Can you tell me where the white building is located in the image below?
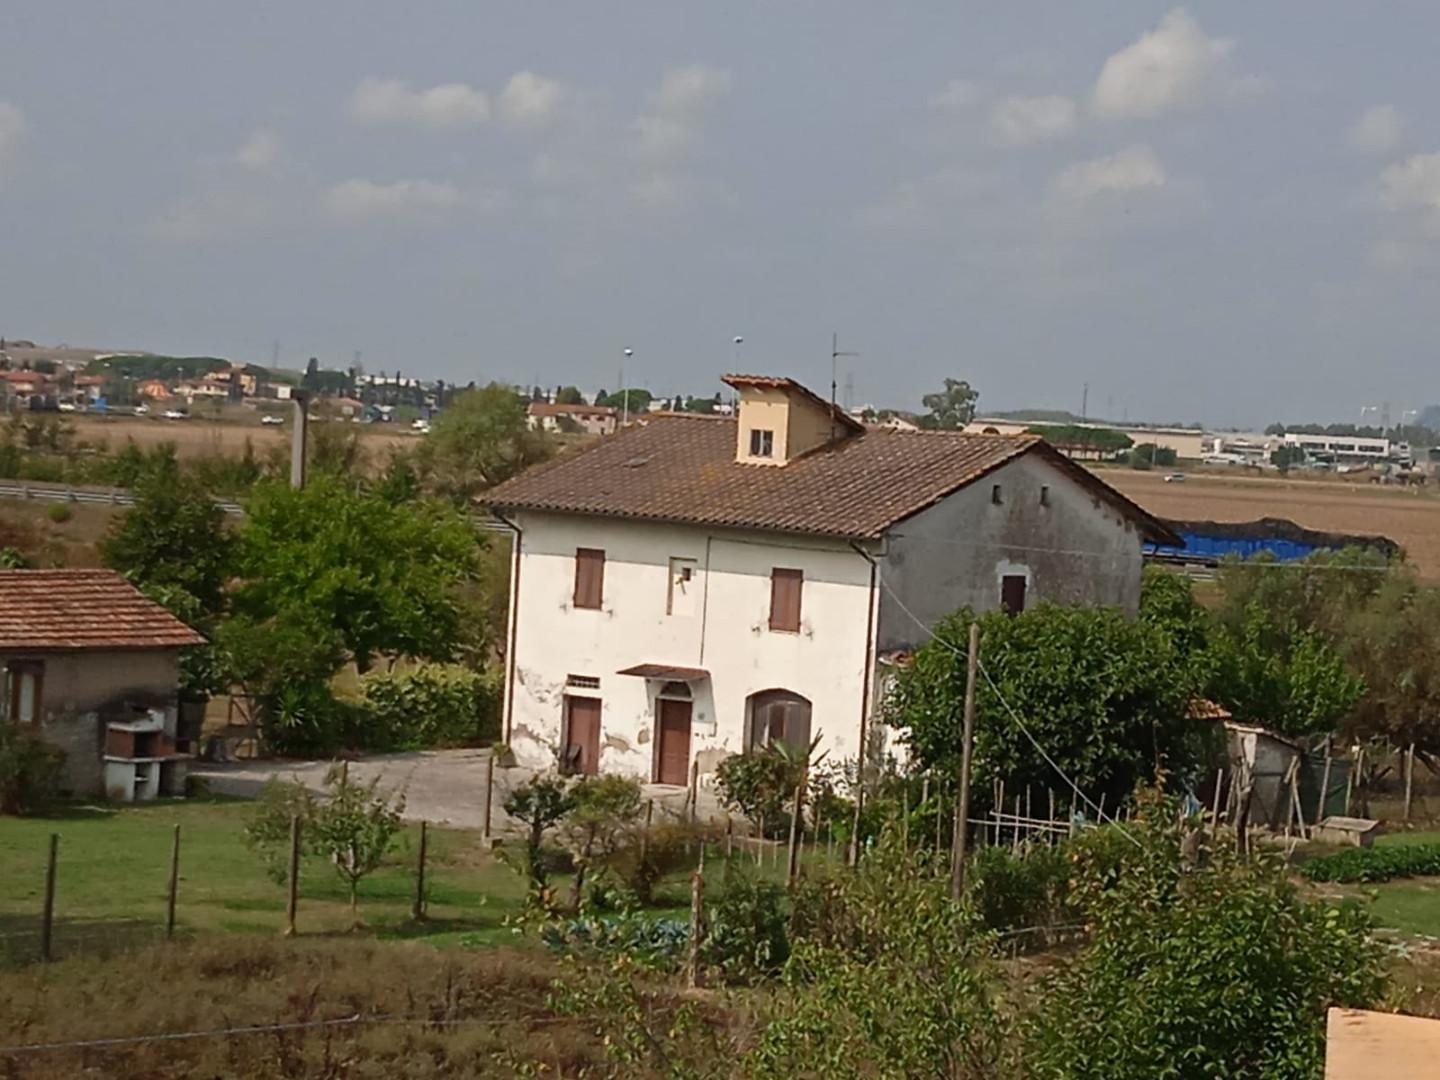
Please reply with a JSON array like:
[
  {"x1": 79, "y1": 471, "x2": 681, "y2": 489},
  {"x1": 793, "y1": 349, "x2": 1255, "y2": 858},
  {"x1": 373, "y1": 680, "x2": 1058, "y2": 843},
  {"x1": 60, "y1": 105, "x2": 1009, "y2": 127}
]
[
  {"x1": 526, "y1": 402, "x2": 619, "y2": 437},
  {"x1": 487, "y1": 375, "x2": 1175, "y2": 784}
]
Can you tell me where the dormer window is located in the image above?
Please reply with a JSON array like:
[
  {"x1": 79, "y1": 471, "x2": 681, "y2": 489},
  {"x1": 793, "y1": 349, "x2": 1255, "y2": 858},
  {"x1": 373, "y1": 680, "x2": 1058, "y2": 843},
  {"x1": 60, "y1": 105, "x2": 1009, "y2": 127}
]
[{"x1": 749, "y1": 429, "x2": 774, "y2": 458}]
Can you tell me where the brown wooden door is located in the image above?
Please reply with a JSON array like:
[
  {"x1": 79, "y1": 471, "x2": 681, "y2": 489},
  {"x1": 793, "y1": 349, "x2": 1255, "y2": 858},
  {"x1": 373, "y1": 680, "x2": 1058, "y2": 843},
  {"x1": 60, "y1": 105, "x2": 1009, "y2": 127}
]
[
  {"x1": 564, "y1": 696, "x2": 602, "y2": 775},
  {"x1": 656, "y1": 699, "x2": 693, "y2": 786}
]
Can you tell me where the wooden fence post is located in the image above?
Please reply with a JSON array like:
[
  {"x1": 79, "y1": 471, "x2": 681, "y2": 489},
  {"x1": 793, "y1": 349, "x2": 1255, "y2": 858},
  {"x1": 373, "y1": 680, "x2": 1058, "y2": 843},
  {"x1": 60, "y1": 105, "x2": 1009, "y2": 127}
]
[
  {"x1": 1318, "y1": 739, "x2": 1333, "y2": 829},
  {"x1": 40, "y1": 834, "x2": 58, "y2": 963},
  {"x1": 412, "y1": 820, "x2": 428, "y2": 922},
  {"x1": 1404, "y1": 743, "x2": 1416, "y2": 822},
  {"x1": 951, "y1": 620, "x2": 979, "y2": 899},
  {"x1": 725, "y1": 815, "x2": 734, "y2": 859},
  {"x1": 786, "y1": 782, "x2": 803, "y2": 888},
  {"x1": 688, "y1": 759, "x2": 700, "y2": 825},
  {"x1": 166, "y1": 824, "x2": 181, "y2": 940},
  {"x1": 640, "y1": 799, "x2": 654, "y2": 865},
  {"x1": 482, "y1": 753, "x2": 496, "y2": 843},
  {"x1": 284, "y1": 814, "x2": 301, "y2": 937},
  {"x1": 686, "y1": 864, "x2": 705, "y2": 989},
  {"x1": 1209, "y1": 768, "x2": 1224, "y2": 844}
]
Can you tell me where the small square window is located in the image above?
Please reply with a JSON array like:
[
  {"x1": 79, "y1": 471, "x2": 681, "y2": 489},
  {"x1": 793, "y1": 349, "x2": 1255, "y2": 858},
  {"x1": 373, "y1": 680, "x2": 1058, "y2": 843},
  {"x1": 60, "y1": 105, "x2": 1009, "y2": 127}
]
[
  {"x1": 749, "y1": 428, "x2": 774, "y2": 458},
  {"x1": 991, "y1": 483, "x2": 1003, "y2": 505}
]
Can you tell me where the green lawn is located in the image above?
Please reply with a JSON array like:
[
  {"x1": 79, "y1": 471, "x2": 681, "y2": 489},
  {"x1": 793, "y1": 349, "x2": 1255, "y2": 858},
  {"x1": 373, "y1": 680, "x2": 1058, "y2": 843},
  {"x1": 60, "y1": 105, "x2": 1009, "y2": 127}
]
[
  {"x1": 0, "y1": 799, "x2": 530, "y2": 962},
  {"x1": 1376, "y1": 830, "x2": 1440, "y2": 848},
  {"x1": 0, "y1": 799, "x2": 786, "y2": 966}
]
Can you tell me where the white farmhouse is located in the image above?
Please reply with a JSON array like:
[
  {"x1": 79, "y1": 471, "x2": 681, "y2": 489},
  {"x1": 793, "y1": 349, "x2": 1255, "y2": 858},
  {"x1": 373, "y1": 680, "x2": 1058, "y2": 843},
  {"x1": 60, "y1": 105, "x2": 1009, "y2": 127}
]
[{"x1": 486, "y1": 375, "x2": 1176, "y2": 784}]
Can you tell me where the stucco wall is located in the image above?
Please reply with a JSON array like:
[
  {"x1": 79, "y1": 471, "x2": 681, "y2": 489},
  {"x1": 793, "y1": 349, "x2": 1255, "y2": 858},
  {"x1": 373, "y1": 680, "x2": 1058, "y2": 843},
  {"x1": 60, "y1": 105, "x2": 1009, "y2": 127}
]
[
  {"x1": 2, "y1": 649, "x2": 181, "y2": 796},
  {"x1": 737, "y1": 388, "x2": 791, "y2": 463},
  {"x1": 506, "y1": 513, "x2": 878, "y2": 780},
  {"x1": 877, "y1": 453, "x2": 1144, "y2": 653}
]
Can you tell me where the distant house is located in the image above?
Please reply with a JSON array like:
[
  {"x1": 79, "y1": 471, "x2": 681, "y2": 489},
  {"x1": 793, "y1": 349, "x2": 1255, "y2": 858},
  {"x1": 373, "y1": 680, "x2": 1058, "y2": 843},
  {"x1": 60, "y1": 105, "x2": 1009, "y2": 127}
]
[
  {"x1": 137, "y1": 379, "x2": 172, "y2": 401},
  {"x1": 527, "y1": 402, "x2": 619, "y2": 437},
  {"x1": 0, "y1": 570, "x2": 206, "y2": 800},
  {"x1": 488, "y1": 374, "x2": 1176, "y2": 781},
  {"x1": 72, "y1": 374, "x2": 108, "y2": 403},
  {"x1": 0, "y1": 369, "x2": 53, "y2": 396}
]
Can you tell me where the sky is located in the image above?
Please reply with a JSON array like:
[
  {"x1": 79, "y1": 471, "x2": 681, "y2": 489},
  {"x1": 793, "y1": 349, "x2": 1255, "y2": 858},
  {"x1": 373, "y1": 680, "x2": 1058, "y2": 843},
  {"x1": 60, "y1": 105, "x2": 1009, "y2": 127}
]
[{"x1": 2, "y1": 2, "x2": 1440, "y2": 428}]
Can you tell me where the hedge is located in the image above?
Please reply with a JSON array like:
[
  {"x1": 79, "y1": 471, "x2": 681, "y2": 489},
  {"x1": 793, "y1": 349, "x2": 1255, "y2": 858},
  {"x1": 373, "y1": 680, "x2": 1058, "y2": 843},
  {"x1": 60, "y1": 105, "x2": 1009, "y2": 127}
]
[
  {"x1": 359, "y1": 665, "x2": 502, "y2": 751},
  {"x1": 1299, "y1": 843, "x2": 1440, "y2": 884}
]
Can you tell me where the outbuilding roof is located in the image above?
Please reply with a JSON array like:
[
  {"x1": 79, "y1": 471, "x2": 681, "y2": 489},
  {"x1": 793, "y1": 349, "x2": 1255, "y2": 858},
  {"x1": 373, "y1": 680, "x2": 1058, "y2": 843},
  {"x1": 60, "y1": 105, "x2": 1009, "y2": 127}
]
[
  {"x1": 0, "y1": 570, "x2": 207, "y2": 651},
  {"x1": 486, "y1": 413, "x2": 1177, "y2": 542}
]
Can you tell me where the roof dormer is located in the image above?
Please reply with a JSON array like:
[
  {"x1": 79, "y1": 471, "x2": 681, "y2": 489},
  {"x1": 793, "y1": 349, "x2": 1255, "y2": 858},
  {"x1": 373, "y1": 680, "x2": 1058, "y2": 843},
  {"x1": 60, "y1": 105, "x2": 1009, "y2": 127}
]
[{"x1": 723, "y1": 374, "x2": 865, "y2": 466}]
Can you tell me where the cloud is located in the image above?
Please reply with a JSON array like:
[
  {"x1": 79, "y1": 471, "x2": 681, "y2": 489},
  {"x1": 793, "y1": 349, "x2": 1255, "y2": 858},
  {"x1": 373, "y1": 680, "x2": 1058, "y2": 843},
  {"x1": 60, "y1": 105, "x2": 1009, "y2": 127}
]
[
  {"x1": 0, "y1": 102, "x2": 27, "y2": 169},
  {"x1": 499, "y1": 72, "x2": 567, "y2": 129},
  {"x1": 635, "y1": 63, "x2": 732, "y2": 160},
  {"x1": 234, "y1": 128, "x2": 282, "y2": 173},
  {"x1": 322, "y1": 178, "x2": 469, "y2": 221},
  {"x1": 989, "y1": 94, "x2": 1078, "y2": 145},
  {"x1": 349, "y1": 78, "x2": 491, "y2": 130},
  {"x1": 931, "y1": 80, "x2": 983, "y2": 111},
  {"x1": 1092, "y1": 9, "x2": 1252, "y2": 119},
  {"x1": 1053, "y1": 145, "x2": 1166, "y2": 200},
  {"x1": 1348, "y1": 106, "x2": 1404, "y2": 156},
  {"x1": 1379, "y1": 153, "x2": 1440, "y2": 217}
]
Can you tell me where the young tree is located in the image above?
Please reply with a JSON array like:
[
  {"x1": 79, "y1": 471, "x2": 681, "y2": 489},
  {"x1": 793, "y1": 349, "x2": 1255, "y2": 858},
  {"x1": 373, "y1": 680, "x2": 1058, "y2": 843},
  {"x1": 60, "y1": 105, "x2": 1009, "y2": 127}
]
[
  {"x1": 502, "y1": 775, "x2": 575, "y2": 899},
  {"x1": 417, "y1": 383, "x2": 552, "y2": 500},
  {"x1": 554, "y1": 385, "x2": 585, "y2": 405},
  {"x1": 1344, "y1": 574, "x2": 1440, "y2": 753},
  {"x1": 919, "y1": 378, "x2": 979, "y2": 430},
  {"x1": 559, "y1": 774, "x2": 643, "y2": 910},
  {"x1": 310, "y1": 766, "x2": 406, "y2": 928}
]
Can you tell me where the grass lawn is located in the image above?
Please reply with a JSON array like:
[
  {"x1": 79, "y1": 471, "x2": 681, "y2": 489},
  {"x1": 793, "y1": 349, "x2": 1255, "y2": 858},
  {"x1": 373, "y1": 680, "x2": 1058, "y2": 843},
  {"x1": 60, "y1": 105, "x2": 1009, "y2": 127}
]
[
  {"x1": 0, "y1": 798, "x2": 532, "y2": 962},
  {"x1": 0, "y1": 798, "x2": 783, "y2": 966}
]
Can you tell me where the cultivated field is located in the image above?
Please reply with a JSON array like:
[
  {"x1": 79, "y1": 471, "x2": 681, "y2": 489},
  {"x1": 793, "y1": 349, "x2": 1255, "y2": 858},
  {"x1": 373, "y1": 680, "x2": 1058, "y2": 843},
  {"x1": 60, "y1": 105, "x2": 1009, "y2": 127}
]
[
  {"x1": 68, "y1": 413, "x2": 414, "y2": 461},
  {"x1": 1101, "y1": 468, "x2": 1440, "y2": 579}
]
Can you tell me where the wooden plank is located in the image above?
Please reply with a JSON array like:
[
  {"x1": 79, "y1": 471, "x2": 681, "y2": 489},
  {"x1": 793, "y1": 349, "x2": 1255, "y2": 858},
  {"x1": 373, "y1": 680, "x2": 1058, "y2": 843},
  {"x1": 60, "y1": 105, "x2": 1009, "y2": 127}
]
[{"x1": 1326, "y1": 1008, "x2": 1440, "y2": 1079}]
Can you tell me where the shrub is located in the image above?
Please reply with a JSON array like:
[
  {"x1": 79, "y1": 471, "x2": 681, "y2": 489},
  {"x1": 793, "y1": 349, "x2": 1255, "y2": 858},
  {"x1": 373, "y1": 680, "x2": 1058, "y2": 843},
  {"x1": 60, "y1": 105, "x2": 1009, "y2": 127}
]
[
  {"x1": 702, "y1": 865, "x2": 790, "y2": 984},
  {"x1": 243, "y1": 778, "x2": 320, "y2": 882},
  {"x1": 715, "y1": 743, "x2": 807, "y2": 838},
  {"x1": 559, "y1": 775, "x2": 643, "y2": 911},
  {"x1": 0, "y1": 724, "x2": 66, "y2": 814},
  {"x1": 502, "y1": 775, "x2": 575, "y2": 901},
  {"x1": 0, "y1": 546, "x2": 29, "y2": 569},
  {"x1": 967, "y1": 842, "x2": 1072, "y2": 935},
  {"x1": 1021, "y1": 799, "x2": 1388, "y2": 1080},
  {"x1": 1299, "y1": 842, "x2": 1440, "y2": 883},
  {"x1": 607, "y1": 820, "x2": 708, "y2": 906},
  {"x1": 45, "y1": 502, "x2": 72, "y2": 524},
  {"x1": 360, "y1": 664, "x2": 501, "y2": 750}
]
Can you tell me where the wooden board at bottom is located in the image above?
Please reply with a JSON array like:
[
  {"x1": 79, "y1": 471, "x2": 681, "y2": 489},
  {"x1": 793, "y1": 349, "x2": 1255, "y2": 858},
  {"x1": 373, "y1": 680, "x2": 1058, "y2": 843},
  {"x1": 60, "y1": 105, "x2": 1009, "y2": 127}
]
[{"x1": 1326, "y1": 1007, "x2": 1440, "y2": 1078}]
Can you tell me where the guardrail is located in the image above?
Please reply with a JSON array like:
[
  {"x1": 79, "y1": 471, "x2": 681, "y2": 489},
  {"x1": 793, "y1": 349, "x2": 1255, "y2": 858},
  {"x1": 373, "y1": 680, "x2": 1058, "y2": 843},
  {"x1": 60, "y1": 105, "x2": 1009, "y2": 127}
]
[
  {"x1": 0, "y1": 480, "x2": 513, "y2": 533},
  {"x1": 0, "y1": 481, "x2": 244, "y2": 515}
]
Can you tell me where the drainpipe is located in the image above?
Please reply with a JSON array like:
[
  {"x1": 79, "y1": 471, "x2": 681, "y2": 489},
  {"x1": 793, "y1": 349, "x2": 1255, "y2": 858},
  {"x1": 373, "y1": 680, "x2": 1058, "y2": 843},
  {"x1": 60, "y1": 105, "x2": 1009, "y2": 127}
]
[
  {"x1": 491, "y1": 508, "x2": 523, "y2": 744},
  {"x1": 848, "y1": 539, "x2": 881, "y2": 866}
]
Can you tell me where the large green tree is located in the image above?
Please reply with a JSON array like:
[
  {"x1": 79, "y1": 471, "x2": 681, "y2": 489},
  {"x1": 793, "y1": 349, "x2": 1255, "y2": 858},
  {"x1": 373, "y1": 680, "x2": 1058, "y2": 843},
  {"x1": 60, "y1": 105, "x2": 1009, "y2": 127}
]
[
  {"x1": 231, "y1": 477, "x2": 485, "y2": 674},
  {"x1": 888, "y1": 598, "x2": 1206, "y2": 809},
  {"x1": 417, "y1": 383, "x2": 552, "y2": 500}
]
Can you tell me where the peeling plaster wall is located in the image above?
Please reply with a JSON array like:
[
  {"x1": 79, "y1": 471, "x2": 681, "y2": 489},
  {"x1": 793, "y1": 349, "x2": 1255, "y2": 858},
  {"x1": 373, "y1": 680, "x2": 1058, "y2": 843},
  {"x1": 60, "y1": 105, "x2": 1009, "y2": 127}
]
[
  {"x1": 877, "y1": 453, "x2": 1144, "y2": 653},
  {"x1": 507, "y1": 514, "x2": 877, "y2": 781}
]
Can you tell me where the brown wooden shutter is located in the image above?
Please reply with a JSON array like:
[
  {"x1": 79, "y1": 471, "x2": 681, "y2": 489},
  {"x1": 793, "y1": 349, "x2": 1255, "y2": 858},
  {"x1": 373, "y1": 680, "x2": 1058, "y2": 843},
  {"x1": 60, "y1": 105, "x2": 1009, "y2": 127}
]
[
  {"x1": 769, "y1": 568, "x2": 803, "y2": 631},
  {"x1": 574, "y1": 548, "x2": 605, "y2": 609}
]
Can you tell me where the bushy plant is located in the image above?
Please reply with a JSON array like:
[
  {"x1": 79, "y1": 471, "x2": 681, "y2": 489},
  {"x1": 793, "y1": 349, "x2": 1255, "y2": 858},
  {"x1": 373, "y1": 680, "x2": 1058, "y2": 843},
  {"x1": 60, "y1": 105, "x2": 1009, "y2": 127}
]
[
  {"x1": 242, "y1": 777, "x2": 319, "y2": 882},
  {"x1": 702, "y1": 864, "x2": 790, "y2": 984},
  {"x1": 715, "y1": 742, "x2": 808, "y2": 838},
  {"x1": 359, "y1": 664, "x2": 501, "y2": 750},
  {"x1": 1300, "y1": 842, "x2": 1440, "y2": 883},
  {"x1": 1022, "y1": 798, "x2": 1388, "y2": 1080},
  {"x1": 967, "y1": 842, "x2": 1072, "y2": 935},
  {"x1": 559, "y1": 775, "x2": 643, "y2": 911},
  {"x1": 0, "y1": 724, "x2": 66, "y2": 814},
  {"x1": 607, "y1": 820, "x2": 708, "y2": 906},
  {"x1": 310, "y1": 766, "x2": 406, "y2": 927},
  {"x1": 45, "y1": 502, "x2": 72, "y2": 523}
]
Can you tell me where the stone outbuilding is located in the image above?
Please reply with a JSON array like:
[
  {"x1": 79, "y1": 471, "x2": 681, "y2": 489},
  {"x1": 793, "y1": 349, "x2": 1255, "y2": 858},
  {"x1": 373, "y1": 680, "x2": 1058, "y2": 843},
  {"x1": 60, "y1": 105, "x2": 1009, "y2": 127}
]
[{"x1": 0, "y1": 570, "x2": 206, "y2": 799}]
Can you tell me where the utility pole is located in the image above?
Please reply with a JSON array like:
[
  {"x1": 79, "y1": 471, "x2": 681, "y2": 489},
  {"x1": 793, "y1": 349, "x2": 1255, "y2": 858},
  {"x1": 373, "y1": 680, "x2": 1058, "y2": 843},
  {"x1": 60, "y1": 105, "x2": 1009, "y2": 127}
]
[
  {"x1": 1081, "y1": 382, "x2": 1089, "y2": 421},
  {"x1": 950, "y1": 621, "x2": 980, "y2": 900},
  {"x1": 290, "y1": 358, "x2": 317, "y2": 489}
]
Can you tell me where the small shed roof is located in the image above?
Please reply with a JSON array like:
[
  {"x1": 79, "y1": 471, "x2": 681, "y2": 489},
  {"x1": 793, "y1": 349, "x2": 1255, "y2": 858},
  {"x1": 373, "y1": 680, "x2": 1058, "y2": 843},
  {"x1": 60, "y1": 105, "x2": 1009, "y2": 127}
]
[{"x1": 0, "y1": 570, "x2": 206, "y2": 651}]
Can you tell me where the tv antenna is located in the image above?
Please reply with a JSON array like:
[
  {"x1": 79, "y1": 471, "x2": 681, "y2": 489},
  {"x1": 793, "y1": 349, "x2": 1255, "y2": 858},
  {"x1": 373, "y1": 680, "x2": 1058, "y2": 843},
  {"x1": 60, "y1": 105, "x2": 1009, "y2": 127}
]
[{"x1": 831, "y1": 332, "x2": 859, "y2": 440}]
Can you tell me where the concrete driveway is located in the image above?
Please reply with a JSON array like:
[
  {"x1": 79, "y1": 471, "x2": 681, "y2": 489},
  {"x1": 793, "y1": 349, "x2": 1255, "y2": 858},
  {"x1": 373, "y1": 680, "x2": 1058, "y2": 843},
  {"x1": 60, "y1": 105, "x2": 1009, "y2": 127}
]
[{"x1": 192, "y1": 749, "x2": 724, "y2": 836}]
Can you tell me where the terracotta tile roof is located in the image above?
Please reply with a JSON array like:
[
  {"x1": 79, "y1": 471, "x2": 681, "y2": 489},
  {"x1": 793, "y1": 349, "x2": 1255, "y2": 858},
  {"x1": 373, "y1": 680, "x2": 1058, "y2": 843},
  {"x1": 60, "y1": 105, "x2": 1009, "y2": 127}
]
[
  {"x1": 0, "y1": 570, "x2": 207, "y2": 651},
  {"x1": 487, "y1": 413, "x2": 1177, "y2": 542}
]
